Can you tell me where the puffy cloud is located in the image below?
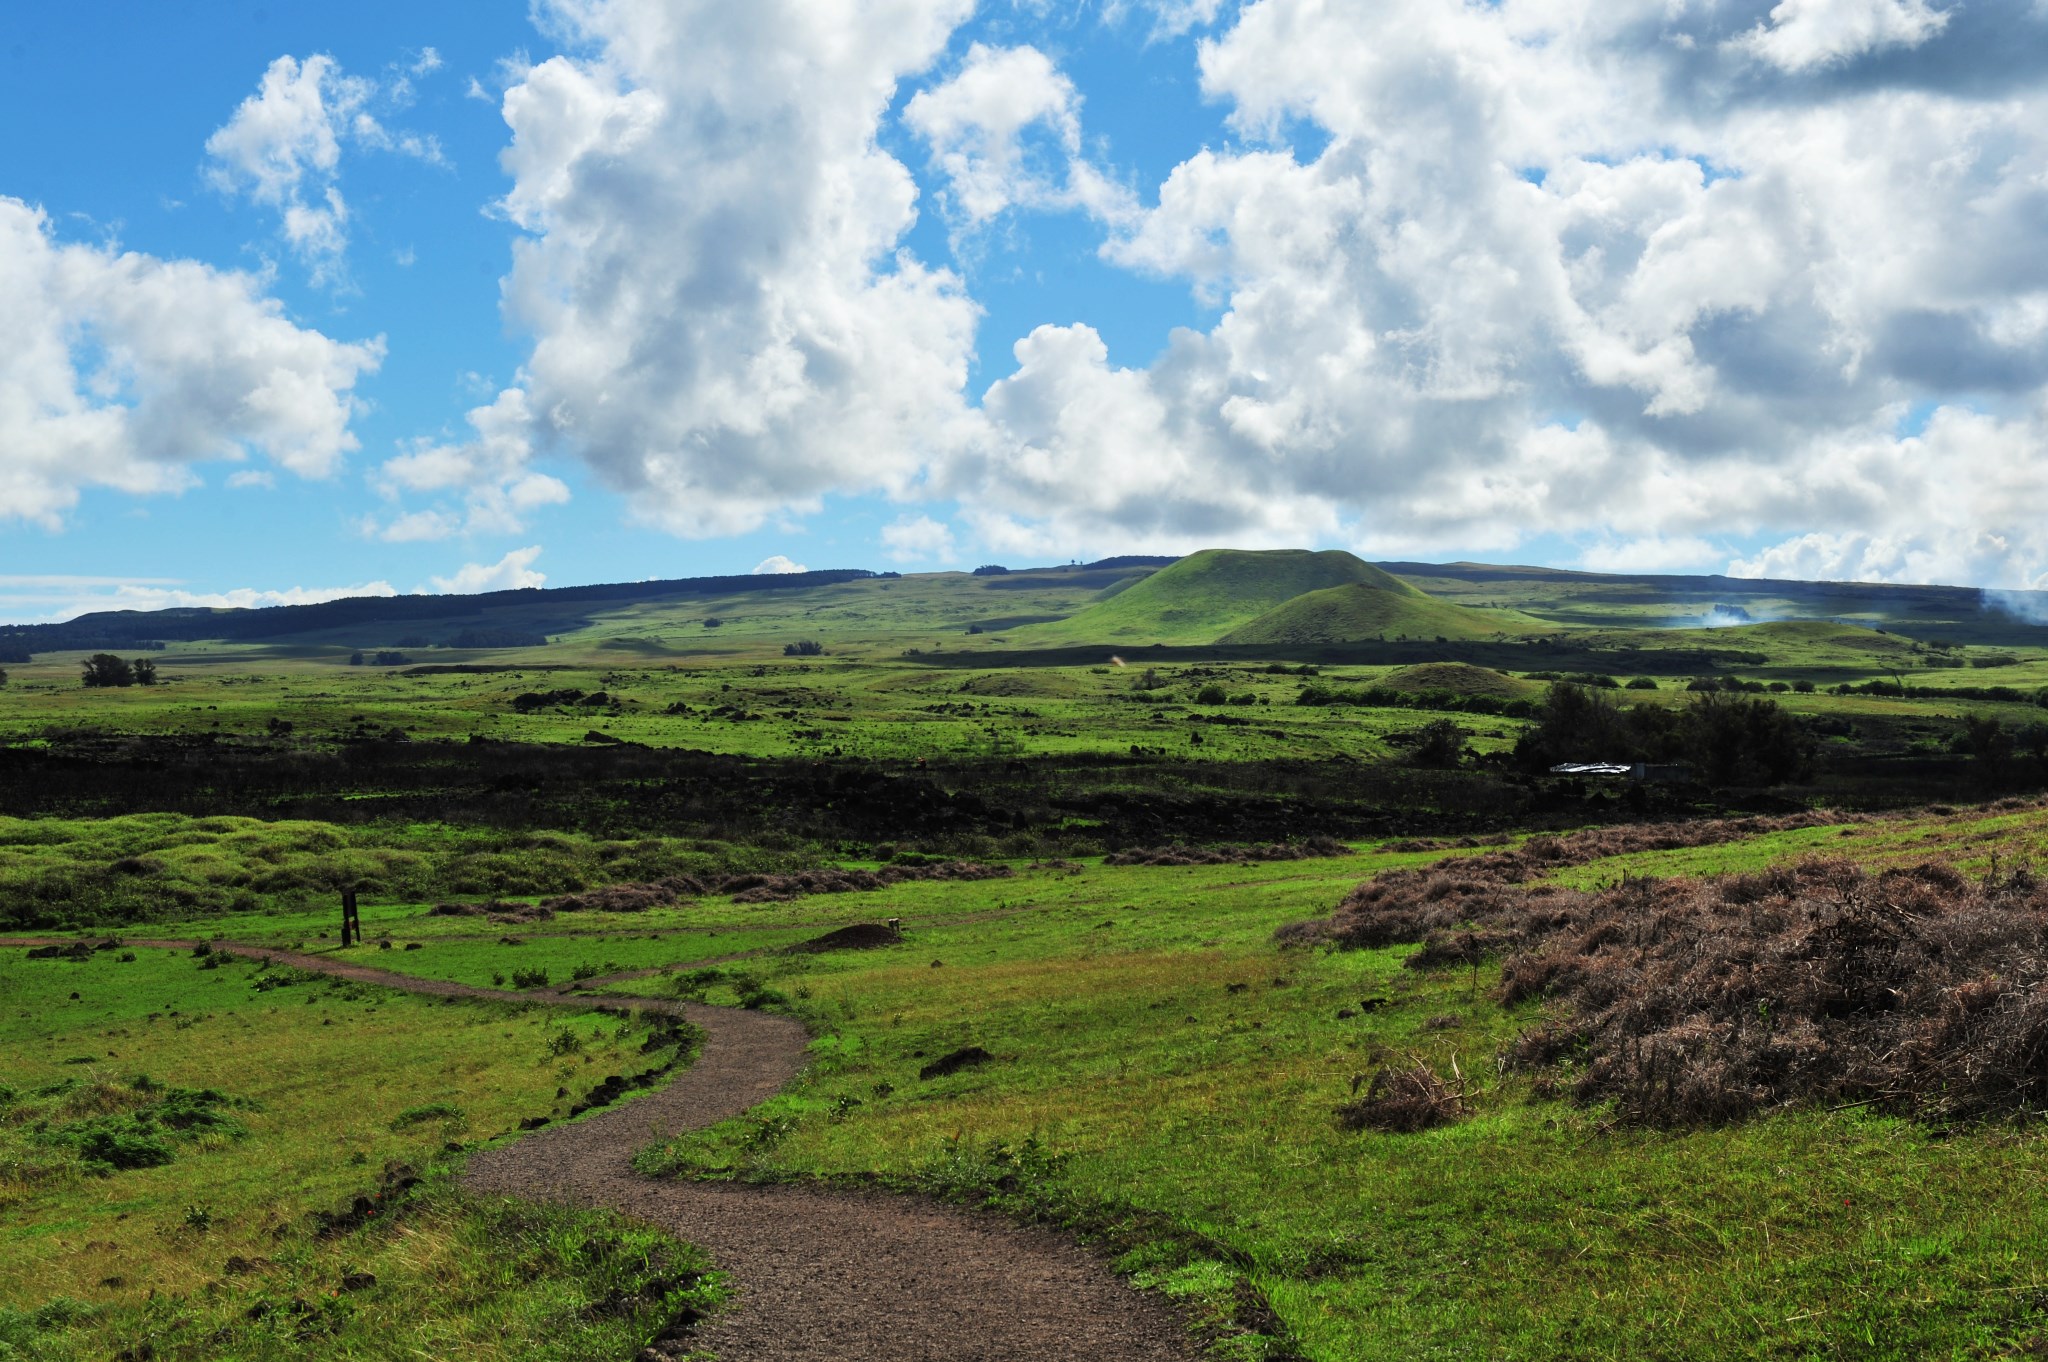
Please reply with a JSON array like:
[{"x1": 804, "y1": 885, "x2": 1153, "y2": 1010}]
[
  {"x1": 431, "y1": 0, "x2": 2048, "y2": 589},
  {"x1": 1725, "y1": 403, "x2": 2048, "y2": 586},
  {"x1": 1734, "y1": 0, "x2": 1951, "y2": 72},
  {"x1": 368, "y1": 388, "x2": 569, "y2": 540},
  {"x1": 206, "y1": 55, "x2": 368, "y2": 280},
  {"x1": 904, "y1": 43, "x2": 1103, "y2": 225},
  {"x1": 752, "y1": 555, "x2": 809, "y2": 574},
  {"x1": 881, "y1": 513, "x2": 956, "y2": 561},
  {"x1": 952, "y1": 322, "x2": 1339, "y2": 556},
  {"x1": 474, "y1": 0, "x2": 981, "y2": 538},
  {"x1": 0, "y1": 197, "x2": 382, "y2": 528},
  {"x1": 426, "y1": 545, "x2": 546, "y2": 594},
  {"x1": 956, "y1": 0, "x2": 2048, "y2": 584},
  {"x1": 206, "y1": 52, "x2": 445, "y2": 281}
]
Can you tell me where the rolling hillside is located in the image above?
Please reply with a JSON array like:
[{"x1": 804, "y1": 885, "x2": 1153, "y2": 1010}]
[
  {"x1": 1013, "y1": 549, "x2": 1407, "y2": 645},
  {"x1": 1218, "y1": 581, "x2": 1547, "y2": 646}
]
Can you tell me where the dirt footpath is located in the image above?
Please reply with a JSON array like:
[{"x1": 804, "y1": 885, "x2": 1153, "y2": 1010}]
[{"x1": 4, "y1": 937, "x2": 1200, "y2": 1361}]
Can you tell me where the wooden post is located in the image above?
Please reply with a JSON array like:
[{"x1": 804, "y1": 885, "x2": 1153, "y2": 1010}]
[{"x1": 341, "y1": 888, "x2": 361, "y2": 947}]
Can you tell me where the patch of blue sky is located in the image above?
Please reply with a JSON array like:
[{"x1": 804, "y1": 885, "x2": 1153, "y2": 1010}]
[{"x1": 1895, "y1": 399, "x2": 1943, "y2": 439}]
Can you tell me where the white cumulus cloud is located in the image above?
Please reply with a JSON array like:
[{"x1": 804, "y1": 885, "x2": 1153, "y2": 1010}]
[
  {"x1": 881, "y1": 513, "x2": 957, "y2": 561},
  {"x1": 369, "y1": 388, "x2": 570, "y2": 540},
  {"x1": 0, "y1": 197, "x2": 382, "y2": 528},
  {"x1": 421, "y1": 0, "x2": 983, "y2": 541},
  {"x1": 397, "y1": 0, "x2": 2048, "y2": 589},
  {"x1": 904, "y1": 43, "x2": 1126, "y2": 226},
  {"x1": 427, "y1": 545, "x2": 547, "y2": 594},
  {"x1": 206, "y1": 52, "x2": 446, "y2": 282},
  {"x1": 752, "y1": 555, "x2": 809, "y2": 575},
  {"x1": 1735, "y1": 0, "x2": 1951, "y2": 72},
  {"x1": 943, "y1": 0, "x2": 2048, "y2": 581}
]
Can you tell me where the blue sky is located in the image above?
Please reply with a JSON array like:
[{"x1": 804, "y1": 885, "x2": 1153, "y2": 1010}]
[{"x1": 5, "y1": 0, "x2": 2048, "y2": 620}]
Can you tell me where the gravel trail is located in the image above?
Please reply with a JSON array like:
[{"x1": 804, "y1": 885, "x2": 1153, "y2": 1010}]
[{"x1": 4, "y1": 936, "x2": 1199, "y2": 1361}]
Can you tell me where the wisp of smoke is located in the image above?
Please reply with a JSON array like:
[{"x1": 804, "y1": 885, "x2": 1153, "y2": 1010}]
[{"x1": 1983, "y1": 588, "x2": 2048, "y2": 626}]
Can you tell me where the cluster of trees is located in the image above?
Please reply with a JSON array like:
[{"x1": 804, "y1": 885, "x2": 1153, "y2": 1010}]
[
  {"x1": 1297, "y1": 684, "x2": 1538, "y2": 718},
  {"x1": 80, "y1": 655, "x2": 159, "y2": 688},
  {"x1": 1954, "y1": 714, "x2": 2048, "y2": 785},
  {"x1": 784, "y1": 640, "x2": 827, "y2": 656},
  {"x1": 1831, "y1": 678, "x2": 2048, "y2": 705},
  {"x1": 1515, "y1": 683, "x2": 1813, "y2": 786},
  {"x1": 348, "y1": 651, "x2": 412, "y2": 667}
]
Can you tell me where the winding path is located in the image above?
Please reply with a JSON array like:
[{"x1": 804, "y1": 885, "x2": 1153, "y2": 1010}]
[{"x1": 6, "y1": 937, "x2": 1199, "y2": 1361}]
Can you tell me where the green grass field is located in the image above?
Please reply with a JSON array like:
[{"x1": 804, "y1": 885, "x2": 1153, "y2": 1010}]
[
  {"x1": 4, "y1": 547, "x2": 2044, "y2": 775},
  {"x1": 11, "y1": 551, "x2": 2048, "y2": 1357},
  {"x1": 604, "y1": 824, "x2": 2048, "y2": 1360},
  {"x1": 13, "y1": 805, "x2": 2048, "y2": 1356},
  {"x1": 0, "y1": 942, "x2": 715, "y2": 1360}
]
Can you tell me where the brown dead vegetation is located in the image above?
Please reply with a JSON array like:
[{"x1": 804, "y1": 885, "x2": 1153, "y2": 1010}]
[
  {"x1": 532, "y1": 860, "x2": 1012, "y2": 913},
  {"x1": 1335, "y1": 1060, "x2": 1470, "y2": 1132},
  {"x1": 1285, "y1": 813, "x2": 2048, "y2": 1127},
  {"x1": 1103, "y1": 836, "x2": 1352, "y2": 867}
]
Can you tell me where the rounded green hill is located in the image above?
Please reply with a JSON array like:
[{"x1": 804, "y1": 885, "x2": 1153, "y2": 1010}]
[{"x1": 1015, "y1": 549, "x2": 1407, "y2": 644}]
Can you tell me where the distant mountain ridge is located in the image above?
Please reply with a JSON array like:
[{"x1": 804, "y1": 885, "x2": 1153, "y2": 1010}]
[
  {"x1": 0, "y1": 569, "x2": 890, "y2": 656},
  {"x1": 11, "y1": 546, "x2": 2048, "y2": 660},
  {"x1": 0, "y1": 556, "x2": 1184, "y2": 657}
]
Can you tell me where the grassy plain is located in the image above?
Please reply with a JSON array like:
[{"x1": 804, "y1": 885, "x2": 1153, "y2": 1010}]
[
  {"x1": 11, "y1": 556, "x2": 2048, "y2": 1357},
  {"x1": 14, "y1": 806, "x2": 2048, "y2": 1356},
  {"x1": 595, "y1": 822, "x2": 2048, "y2": 1360},
  {"x1": 6, "y1": 553, "x2": 2048, "y2": 772},
  {"x1": 58, "y1": 811, "x2": 2034, "y2": 1360},
  {"x1": 0, "y1": 944, "x2": 714, "y2": 1360}
]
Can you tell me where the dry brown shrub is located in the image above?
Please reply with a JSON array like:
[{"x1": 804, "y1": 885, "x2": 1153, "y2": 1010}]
[
  {"x1": 725, "y1": 860, "x2": 1011, "y2": 902},
  {"x1": 541, "y1": 882, "x2": 683, "y2": 913},
  {"x1": 1335, "y1": 1061, "x2": 1469, "y2": 1132},
  {"x1": 1290, "y1": 811, "x2": 2048, "y2": 1126},
  {"x1": 543, "y1": 861, "x2": 1011, "y2": 911},
  {"x1": 1104, "y1": 837, "x2": 1351, "y2": 867}
]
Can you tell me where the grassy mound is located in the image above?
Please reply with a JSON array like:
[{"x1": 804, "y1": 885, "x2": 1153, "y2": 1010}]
[
  {"x1": 1703, "y1": 619, "x2": 1926, "y2": 663},
  {"x1": 1016, "y1": 548, "x2": 1400, "y2": 644},
  {"x1": 1379, "y1": 662, "x2": 1541, "y2": 699},
  {"x1": 1218, "y1": 582, "x2": 1543, "y2": 645}
]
